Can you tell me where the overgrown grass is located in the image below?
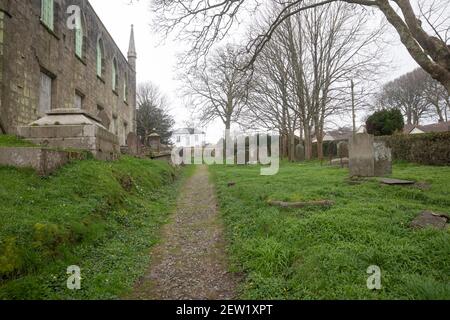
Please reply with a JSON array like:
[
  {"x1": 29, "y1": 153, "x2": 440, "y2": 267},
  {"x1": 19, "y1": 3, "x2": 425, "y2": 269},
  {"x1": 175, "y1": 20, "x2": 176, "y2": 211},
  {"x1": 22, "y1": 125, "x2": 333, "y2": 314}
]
[
  {"x1": 0, "y1": 156, "x2": 192, "y2": 299},
  {"x1": 210, "y1": 161, "x2": 450, "y2": 300},
  {"x1": 0, "y1": 135, "x2": 35, "y2": 147}
]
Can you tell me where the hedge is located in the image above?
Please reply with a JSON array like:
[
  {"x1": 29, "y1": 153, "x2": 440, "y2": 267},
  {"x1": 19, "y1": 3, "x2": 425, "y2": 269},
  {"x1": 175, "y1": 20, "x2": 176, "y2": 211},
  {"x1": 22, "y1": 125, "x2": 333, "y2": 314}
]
[{"x1": 378, "y1": 132, "x2": 450, "y2": 166}]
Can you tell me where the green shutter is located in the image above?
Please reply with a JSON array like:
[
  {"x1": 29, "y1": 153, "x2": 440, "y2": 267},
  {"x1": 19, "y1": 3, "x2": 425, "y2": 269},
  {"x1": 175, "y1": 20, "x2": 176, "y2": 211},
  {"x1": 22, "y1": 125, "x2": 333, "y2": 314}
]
[{"x1": 41, "y1": 0, "x2": 54, "y2": 30}]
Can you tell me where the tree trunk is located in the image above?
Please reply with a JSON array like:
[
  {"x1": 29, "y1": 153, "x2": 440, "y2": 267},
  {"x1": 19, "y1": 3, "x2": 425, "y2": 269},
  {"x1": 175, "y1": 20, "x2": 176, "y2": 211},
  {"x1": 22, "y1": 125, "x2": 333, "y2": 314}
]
[
  {"x1": 444, "y1": 80, "x2": 450, "y2": 97},
  {"x1": 282, "y1": 133, "x2": 289, "y2": 159},
  {"x1": 289, "y1": 131, "x2": 295, "y2": 162},
  {"x1": 317, "y1": 137, "x2": 324, "y2": 161},
  {"x1": 225, "y1": 117, "x2": 231, "y2": 131},
  {"x1": 304, "y1": 127, "x2": 312, "y2": 160}
]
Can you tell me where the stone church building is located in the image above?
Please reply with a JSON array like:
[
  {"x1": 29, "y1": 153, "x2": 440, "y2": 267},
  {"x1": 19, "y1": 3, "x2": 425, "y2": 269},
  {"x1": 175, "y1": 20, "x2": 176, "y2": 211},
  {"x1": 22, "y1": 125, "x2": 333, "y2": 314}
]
[{"x1": 0, "y1": 0, "x2": 137, "y2": 157}]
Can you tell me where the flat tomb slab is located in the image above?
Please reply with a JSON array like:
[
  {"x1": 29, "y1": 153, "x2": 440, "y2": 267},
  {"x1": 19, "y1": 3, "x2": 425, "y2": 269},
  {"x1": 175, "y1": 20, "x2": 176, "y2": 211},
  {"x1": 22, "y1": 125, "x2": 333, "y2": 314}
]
[
  {"x1": 410, "y1": 211, "x2": 449, "y2": 230},
  {"x1": 379, "y1": 178, "x2": 415, "y2": 185}
]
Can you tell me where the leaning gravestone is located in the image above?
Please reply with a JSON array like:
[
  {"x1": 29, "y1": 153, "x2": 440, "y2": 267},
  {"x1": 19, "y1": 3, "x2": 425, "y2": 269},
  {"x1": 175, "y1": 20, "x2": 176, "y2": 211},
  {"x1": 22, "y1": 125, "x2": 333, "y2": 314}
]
[
  {"x1": 349, "y1": 133, "x2": 392, "y2": 177},
  {"x1": 295, "y1": 144, "x2": 305, "y2": 162}
]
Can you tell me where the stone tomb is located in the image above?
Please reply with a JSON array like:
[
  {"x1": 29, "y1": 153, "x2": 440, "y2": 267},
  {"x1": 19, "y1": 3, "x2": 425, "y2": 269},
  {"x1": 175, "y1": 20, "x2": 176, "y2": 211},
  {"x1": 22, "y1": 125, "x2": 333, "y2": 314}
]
[
  {"x1": 349, "y1": 133, "x2": 392, "y2": 177},
  {"x1": 17, "y1": 109, "x2": 119, "y2": 161}
]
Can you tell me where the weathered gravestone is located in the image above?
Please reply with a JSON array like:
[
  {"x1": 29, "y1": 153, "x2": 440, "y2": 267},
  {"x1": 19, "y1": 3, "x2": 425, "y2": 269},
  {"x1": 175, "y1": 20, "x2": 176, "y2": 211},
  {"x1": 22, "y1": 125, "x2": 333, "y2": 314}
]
[
  {"x1": 148, "y1": 133, "x2": 161, "y2": 153},
  {"x1": 337, "y1": 141, "x2": 349, "y2": 158},
  {"x1": 374, "y1": 141, "x2": 392, "y2": 176},
  {"x1": 126, "y1": 132, "x2": 140, "y2": 156},
  {"x1": 349, "y1": 133, "x2": 392, "y2": 177},
  {"x1": 295, "y1": 144, "x2": 305, "y2": 162}
]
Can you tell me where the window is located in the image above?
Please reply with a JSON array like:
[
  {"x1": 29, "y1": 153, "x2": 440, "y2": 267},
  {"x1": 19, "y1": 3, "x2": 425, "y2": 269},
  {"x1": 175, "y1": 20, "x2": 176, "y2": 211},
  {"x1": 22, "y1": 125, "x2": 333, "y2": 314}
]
[
  {"x1": 124, "y1": 73, "x2": 129, "y2": 102},
  {"x1": 195, "y1": 135, "x2": 199, "y2": 142},
  {"x1": 39, "y1": 72, "x2": 52, "y2": 115},
  {"x1": 96, "y1": 38, "x2": 105, "y2": 78},
  {"x1": 176, "y1": 136, "x2": 181, "y2": 143},
  {"x1": 74, "y1": 92, "x2": 83, "y2": 109},
  {"x1": 75, "y1": 14, "x2": 85, "y2": 59},
  {"x1": 41, "y1": 0, "x2": 54, "y2": 31},
  {"x1": 112, "y1": 58, "x2": 119, "y2": 92}
]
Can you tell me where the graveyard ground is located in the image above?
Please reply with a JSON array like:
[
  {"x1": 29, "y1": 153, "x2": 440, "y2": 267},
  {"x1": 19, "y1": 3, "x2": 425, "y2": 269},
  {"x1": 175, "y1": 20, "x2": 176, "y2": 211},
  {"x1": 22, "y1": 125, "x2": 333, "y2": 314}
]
[
  {"x1": 0, "y1": 157, "x2": 193, "y2": 299},
  {"x1": 211, "y1": 161, "x2": 450, "y2": 299}
]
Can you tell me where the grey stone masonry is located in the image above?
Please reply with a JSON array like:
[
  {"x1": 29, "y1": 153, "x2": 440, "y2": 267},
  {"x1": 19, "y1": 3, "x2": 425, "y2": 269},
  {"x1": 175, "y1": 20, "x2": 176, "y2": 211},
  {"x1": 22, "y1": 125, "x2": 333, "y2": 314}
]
[
  {"x1": 0, "y1": 0, "x2": 136, "y2": 146},
  {"x1": 349, "y1": 133, "x2": 392, "y2": 177},
  {"x1": 0, "y1": 147, "x2": 87, "y2": 175}
]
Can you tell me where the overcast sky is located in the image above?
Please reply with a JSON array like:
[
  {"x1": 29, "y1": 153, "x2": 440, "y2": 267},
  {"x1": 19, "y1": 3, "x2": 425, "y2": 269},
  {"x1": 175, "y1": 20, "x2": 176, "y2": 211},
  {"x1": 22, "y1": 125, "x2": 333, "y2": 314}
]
[{"x1": 89, "y1": 0, "x2": 420, "y2": 142}]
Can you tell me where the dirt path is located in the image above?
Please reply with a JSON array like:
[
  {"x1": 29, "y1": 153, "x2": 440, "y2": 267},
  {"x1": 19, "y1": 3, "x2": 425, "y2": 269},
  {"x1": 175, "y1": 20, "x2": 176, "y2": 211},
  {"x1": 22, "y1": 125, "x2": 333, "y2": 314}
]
[{"x1": 129, "y1": 165, "x2": 238, "y2": 300}]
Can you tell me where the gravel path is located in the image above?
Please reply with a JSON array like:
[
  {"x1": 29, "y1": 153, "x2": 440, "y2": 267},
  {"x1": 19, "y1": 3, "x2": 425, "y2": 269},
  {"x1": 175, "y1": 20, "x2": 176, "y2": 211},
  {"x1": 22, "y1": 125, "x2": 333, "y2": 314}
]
[{"x1": 129, "y1": 165, "x2": 238, "y2": 300}]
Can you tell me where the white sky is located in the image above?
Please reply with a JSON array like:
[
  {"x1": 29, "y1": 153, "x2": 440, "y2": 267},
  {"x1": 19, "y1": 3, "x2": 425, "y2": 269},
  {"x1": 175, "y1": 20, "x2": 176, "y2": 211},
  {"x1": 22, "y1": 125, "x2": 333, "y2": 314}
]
[{"x1": 89, "y1": 0, "x2": 420, "y2": 142}]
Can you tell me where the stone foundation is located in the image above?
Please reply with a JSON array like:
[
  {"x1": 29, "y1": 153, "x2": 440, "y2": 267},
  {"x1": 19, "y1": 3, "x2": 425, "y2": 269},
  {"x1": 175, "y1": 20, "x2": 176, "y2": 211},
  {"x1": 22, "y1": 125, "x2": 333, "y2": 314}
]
[
  {"x1": 0, "y1": 147, "x2": 87, "y2": 175},
  {"x1": 17, "y1": 109, "x2": 120, "y2": 161}
]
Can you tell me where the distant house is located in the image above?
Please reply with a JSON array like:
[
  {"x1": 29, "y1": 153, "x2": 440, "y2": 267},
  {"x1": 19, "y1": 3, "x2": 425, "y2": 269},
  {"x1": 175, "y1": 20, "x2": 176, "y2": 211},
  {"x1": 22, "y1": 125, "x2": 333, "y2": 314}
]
[
  {"x1": 312, "y1": 127, "x2": 353, "y2": 143},
  {"x1": 171, "y1": 128, "x2": 206, "y2": 148},
  {"x1": 403, "y1": 121, "x2": 450, "y2": 135}
]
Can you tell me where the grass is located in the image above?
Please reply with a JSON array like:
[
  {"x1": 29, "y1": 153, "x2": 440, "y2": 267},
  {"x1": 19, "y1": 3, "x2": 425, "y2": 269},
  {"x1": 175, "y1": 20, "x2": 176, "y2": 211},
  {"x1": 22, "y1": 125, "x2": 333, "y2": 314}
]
[
  {"x1": 210, "y1": 161, "x2": 450, "y2": 300},
  {"x1": 0, "y1": 156, "x2": 193, "y2": 299},
  {"x1": 0, "y1": 135, "x2": 35, "y2": 147}
]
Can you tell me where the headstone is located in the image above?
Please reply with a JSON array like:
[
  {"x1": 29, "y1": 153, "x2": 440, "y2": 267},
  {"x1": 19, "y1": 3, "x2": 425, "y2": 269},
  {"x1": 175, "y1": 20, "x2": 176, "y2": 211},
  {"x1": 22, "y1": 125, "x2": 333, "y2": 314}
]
[
  {"x1": 349, "y1": 134, "x2": 392, "y2": 177},
  {"x1": 410, "y1": 211, "x2": 449, "y2": 230},
  {"x1": 148, "y1": 133, "x2": 161, "y2": 153},
  {"x1": 349, "y1": 133, "x2": 374, "y2": 177},
  {"x1": 97, "y1": 110, "x2": 111, "y2": 129},
  {"x1": 126, "y1": 132, "x2": 140, "y2": 156},
  {"x1": 337, "y1": 141, "x2": 349, "y2": 158},
  {"x1": 374, "y1": 140, "x2": 392, "y2": 176},
  {"x1": 295, "y1": 144, "x2": 305, "y2": 162}
]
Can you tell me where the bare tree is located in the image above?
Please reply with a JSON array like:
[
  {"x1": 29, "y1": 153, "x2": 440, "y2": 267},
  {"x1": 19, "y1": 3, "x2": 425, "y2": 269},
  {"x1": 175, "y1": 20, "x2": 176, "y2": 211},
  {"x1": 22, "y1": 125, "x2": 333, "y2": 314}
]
[
  {"x1": 422, "y1": 69, "x2": 450, "y2": 122},
  {"x1": 183, "y1": 45, "x2": 252, "y2": 130},
  {"x1": 377, "y1": 67, "x2": 450, "y2": 124},
  {"x1": 151, "y1": 0, "x2": 450, "y2": 94},
  {"x1": 244, "y1": 2, "x2": 384, "y2": 160}
]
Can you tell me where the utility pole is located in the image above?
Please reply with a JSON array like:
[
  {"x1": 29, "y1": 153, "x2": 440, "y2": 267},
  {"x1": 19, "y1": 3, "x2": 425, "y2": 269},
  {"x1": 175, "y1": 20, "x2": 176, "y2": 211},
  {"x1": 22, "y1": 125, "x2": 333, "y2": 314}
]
[{"x1": 351, "y1": 80, "x2": 356, "y2": 136}]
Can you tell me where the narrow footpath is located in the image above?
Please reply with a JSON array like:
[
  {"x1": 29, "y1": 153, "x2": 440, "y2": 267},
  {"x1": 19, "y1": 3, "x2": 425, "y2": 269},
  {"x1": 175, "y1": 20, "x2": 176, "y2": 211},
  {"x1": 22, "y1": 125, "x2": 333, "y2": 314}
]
[{"x1": 130, "y1": 165, "x2": 238, "y2": 300}]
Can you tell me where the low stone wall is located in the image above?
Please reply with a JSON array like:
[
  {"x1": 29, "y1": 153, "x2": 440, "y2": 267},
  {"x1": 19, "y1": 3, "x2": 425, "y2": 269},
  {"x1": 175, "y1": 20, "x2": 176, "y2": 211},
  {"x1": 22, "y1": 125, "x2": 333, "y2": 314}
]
[{"x1": 0, "y1": 147, "x2": 87, "y2": 175}]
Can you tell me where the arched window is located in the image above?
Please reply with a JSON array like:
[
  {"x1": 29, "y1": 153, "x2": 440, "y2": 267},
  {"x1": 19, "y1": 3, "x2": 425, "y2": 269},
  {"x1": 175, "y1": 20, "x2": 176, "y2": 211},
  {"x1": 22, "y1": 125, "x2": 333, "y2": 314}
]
[
  {"x1": 96, "y1": 38, "x2": 105, "y2": 78},
  {"x1": 112, "y1": 58, "x2": 119, "y2": 92},
  {"x1": 124, "y1": 72, "x2": 129, "y2": 102},
  {"x1": 75, "y1": 13, "x2": 86, "y2": 59},
  {"x1": 41, "y1": 0, "x2": 54, "y2": 30}
]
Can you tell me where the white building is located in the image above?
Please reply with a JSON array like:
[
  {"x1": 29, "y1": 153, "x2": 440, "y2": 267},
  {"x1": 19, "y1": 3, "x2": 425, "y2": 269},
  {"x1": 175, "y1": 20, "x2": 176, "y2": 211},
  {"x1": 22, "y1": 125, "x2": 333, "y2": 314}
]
[{"x1": 171, "y1": 128, "x2": 206, "y2": 148}]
